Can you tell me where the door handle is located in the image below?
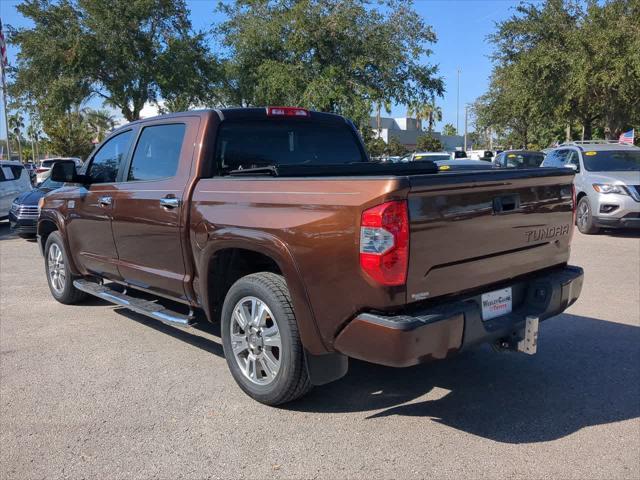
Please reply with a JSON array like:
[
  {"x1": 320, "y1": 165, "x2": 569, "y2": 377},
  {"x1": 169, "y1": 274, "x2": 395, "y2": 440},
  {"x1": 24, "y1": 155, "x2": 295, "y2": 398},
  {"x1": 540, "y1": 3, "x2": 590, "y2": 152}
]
[
  {"x1": 99, "y1": 196, "x2": 112, "y2": 207},
  {"x1": 160, "y1": 197, "x2": 180, "y2": 209}
]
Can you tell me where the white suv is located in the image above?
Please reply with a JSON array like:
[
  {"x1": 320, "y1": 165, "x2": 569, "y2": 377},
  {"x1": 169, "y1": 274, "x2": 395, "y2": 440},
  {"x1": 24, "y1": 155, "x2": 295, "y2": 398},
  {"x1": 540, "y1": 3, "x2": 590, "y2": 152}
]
[
  {"x1": 541, "y1": 141, "x2": 640, "y2": 234},
  {"x1": 0, "y1": 161, "x2": 33, "y2": 219}
]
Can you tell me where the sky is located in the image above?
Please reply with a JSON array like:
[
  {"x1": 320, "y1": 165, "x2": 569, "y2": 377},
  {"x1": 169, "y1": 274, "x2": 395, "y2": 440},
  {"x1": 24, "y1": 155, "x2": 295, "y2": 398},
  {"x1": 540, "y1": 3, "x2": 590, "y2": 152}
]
[{"x1": 0, "y1": 0, "x2": 531, "y2": 138}]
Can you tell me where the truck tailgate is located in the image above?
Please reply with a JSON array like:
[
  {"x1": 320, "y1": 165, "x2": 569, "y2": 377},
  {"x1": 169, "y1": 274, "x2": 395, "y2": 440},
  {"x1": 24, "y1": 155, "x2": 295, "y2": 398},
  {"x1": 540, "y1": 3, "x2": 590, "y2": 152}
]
[{"x1": 406, "y1": 168, "x2": 575, "y2": 302}]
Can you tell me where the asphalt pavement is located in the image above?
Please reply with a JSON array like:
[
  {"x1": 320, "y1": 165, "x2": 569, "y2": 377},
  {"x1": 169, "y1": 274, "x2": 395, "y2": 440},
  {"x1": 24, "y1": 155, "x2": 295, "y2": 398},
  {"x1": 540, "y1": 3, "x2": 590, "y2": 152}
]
[{"x1": 1, "y1": 223, "x2": 638, "y2": 479}]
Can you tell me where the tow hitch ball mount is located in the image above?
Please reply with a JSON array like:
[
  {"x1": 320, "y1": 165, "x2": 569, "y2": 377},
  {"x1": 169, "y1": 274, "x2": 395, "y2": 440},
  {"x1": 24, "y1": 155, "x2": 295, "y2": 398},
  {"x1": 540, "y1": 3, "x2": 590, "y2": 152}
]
[{"x1": 493, "y1": 315, "x2": 539, "y2": 355}]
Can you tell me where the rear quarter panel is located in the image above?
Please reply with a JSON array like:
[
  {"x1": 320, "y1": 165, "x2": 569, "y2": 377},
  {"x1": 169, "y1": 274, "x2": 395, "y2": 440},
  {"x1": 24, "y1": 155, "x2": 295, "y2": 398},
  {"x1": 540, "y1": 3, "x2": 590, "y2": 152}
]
[{"x1": 190, "y1": 177, "x2": 409, "y2": 353}]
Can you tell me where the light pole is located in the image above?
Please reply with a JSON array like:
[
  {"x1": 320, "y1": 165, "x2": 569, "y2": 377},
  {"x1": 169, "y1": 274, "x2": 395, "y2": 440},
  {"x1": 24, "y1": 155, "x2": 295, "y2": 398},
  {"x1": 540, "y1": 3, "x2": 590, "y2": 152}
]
[
  {"x1": 456, "y1": 68, "x2": 461, "y2": 135},
  {"x1": 464, "y1": 104, "x2": 468, "y2": 152}
]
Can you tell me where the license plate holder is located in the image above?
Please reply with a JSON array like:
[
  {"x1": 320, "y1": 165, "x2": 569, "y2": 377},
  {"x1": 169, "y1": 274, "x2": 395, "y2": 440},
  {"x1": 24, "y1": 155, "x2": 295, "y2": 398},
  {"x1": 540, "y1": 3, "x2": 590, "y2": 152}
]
[{"x1": 481, "y1": 287, "x2": 513, "y2": 321}]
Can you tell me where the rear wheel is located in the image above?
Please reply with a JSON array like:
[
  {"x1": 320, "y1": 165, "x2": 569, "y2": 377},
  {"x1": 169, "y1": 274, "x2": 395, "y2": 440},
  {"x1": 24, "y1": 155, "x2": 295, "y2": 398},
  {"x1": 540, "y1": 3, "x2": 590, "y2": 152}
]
[
  {"x1": 44, "y1": 231, "x2": 87, "y2": 304},
  {"x1": 221, "y1": 272, "x2": 311, "y2": 405},
  {"x1": 576, "y1": 196, "x2": 600, "y2": 234}
]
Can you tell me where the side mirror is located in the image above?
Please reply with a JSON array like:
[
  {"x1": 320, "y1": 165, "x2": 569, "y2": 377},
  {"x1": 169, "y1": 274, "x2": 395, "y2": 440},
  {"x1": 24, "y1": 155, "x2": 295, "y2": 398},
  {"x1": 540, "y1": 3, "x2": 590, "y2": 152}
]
[
  {"x1": 50, "y1": 162, "x2": 89, "y2": 184},
  {"x1": 565, "y1": 163, "x2": 579, "y2": 172}
]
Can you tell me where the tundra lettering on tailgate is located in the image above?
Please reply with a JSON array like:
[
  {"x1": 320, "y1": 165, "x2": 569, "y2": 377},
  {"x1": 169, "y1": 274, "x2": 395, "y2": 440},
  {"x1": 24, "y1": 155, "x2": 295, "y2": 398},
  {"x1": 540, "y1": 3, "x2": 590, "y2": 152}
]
[{"x1": 525, "y1": 224, "x2": 570, "y2": 243}]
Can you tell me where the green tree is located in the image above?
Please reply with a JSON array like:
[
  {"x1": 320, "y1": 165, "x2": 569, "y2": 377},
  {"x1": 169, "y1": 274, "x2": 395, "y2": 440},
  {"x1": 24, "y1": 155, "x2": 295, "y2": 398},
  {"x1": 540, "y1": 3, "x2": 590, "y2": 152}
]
[
  {"x1": 386, "y1": 137, "x2": 408, "y2": 156},
  {"x1": 216, "y1": 0, "x2": 444, "y2": 128},
  {"x1": 479, "y1": 0, "x2": 640, "y2": 145},
  {"x1": 441, "y1": 123, "x2": 457, "y2": 136},
  {"x1": 10, "y1": 0, "x2": 218, "y2": 121},
  {"x1": 83, "y1": 108, "x2": 117, "y2": 144},
  {"x1": 415, "y1": 134, "x2": 443, "y2": 152},
  {"x1": 407, "y1": 97, "x2": 442, "y2": 132},
  {"x1": 8, "y1": 112, "x2": 25, "y2": 162},
  {"x1": 26, "y1": 121, "x2": 42, "y2": 162},
  {"x1": 42, "y1": 107, "x2": 94, "y2": 159}
]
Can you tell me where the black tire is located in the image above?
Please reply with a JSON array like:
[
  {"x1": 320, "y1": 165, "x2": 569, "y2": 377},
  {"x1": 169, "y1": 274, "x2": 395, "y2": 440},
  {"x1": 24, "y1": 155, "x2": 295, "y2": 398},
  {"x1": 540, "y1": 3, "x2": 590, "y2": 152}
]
[
  {"x1": 221, "y1": 272, "x2": 311, "y2": 405},
  {"x1": 44, "y1": 231, "x2": 87, "y2": 304},
  {"x1": 576, "y1": 196, "x2": 600, "y2": 234}
]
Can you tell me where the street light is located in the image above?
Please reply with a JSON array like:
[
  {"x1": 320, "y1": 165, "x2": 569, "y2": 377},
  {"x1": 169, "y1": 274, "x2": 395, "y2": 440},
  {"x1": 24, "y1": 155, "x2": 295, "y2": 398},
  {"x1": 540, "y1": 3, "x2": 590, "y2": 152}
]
[{"x1": 456, "y1": 68, "x2": 461, "y2": 135}]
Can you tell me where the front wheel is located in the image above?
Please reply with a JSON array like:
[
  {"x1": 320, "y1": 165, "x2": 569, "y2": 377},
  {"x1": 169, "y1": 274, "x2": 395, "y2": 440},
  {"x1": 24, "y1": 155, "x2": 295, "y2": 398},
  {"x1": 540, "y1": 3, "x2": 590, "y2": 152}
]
[
  {"x1": 576, "y1": 196, "x2": 600, "y2": 234},
  {"x1": 44, "y1": 231, "x2": 87, "y2": 304},
  {"x1": 221, "y1": 272, "x2": 311, "y2": 405}
]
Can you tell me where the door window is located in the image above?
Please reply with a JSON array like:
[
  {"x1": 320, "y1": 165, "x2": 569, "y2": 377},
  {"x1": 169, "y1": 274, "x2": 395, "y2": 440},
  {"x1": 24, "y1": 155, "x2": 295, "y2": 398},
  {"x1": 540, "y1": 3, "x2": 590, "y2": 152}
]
[
  {"x1": 88, "y1": 131, "x2": 134, "y2": 183},
  {"x1": 127, "y1": 124, "x2": 186, "y2": 182},
  {"x1": 566, "y1": 150, "x2": 580, "y2": 169}
]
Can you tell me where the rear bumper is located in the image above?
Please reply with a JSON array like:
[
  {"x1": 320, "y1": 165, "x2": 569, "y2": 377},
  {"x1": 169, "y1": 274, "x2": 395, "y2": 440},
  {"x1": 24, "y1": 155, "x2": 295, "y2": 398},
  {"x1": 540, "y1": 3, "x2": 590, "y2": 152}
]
[{"x1": 334, "y1": 265, "x2": 583, "y2": 367}]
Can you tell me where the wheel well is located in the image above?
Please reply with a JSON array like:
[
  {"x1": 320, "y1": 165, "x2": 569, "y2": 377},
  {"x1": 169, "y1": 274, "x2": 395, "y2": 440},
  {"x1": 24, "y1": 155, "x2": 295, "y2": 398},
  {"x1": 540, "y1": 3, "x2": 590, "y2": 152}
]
[
  {"x1": 37, "y1": 220, "x2": 58, "y2": 253},
  {"x1": 577, "y1": 191, "x2": 587, "y2": 202},
  {"x1": 206, "y1": 248, "x2": 282, "y2": 322}
]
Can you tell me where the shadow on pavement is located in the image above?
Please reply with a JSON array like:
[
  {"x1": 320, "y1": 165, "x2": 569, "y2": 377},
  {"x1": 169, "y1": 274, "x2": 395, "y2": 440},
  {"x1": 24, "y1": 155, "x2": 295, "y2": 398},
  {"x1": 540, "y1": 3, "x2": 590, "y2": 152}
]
[
  {"x1": 114, "y1": 307, "x2": 224, "y2": 358},
  {"x1": 71, "y1": 291, "x2": 640, "y2": 444},
  {"x1": 290, "y1": 314, "x2": 640, "y2": 443},
  {"x1": 0, "y1": 221, "x2": 17, "y2": 240},
  {"x1": 600, "y1": 228, "x2": 640, "y2": 238}
]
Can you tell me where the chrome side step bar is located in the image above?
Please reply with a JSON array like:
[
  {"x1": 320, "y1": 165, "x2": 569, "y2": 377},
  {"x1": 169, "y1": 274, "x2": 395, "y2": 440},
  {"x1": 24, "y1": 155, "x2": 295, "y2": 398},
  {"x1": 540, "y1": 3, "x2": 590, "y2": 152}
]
[{"x1": 73, "y1": 279, "x2": 195, "y2": 327}]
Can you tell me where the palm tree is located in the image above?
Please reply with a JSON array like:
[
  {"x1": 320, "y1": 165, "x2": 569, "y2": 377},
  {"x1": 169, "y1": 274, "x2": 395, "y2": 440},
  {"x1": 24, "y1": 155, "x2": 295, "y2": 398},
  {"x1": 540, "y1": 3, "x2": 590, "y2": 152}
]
[
  {"x1": 8, "y1": 113, "x2": 25, "y2": 163},
  {"x1": 26, "y1": 122, "x2": 43, "y2": 163},
  {"x1": 83, "y1": 108, "x2": 117, "y2": 144},
  {"x1": 407, "y1": 98, "x2": 442, "y2": 132}
]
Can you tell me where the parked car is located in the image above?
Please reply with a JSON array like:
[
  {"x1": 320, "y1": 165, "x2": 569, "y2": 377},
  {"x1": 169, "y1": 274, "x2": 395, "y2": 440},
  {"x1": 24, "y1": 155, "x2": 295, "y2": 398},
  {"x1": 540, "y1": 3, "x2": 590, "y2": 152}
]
[
  {"x1": 467, "y1": 150, "x2": 494, "y2": 161},
  {"x1": 0, "y1": 161, "x2": 33, "y2": 220},
  {"x1": 36, "y1": 157, "x2": 82, "y2": 184},
  {"x1": 494, "y1": 150, "x2": 545, "y2": 169},
  {"x1": 435, "y1": 159, "x2": 496, "y2": 171},
  {"x1": 9, "y1": 177, "x2": 64, "y2": 238},
  {"x1": 23, "y1": 162, "x2": 38, "y2": 184},
  {"x1": 451, "y1": 150, "x2": 467, "y2": 159},
  {"x1": 40, "y1": 107, "x2": 583, "y2": 405},
  {"x1": 541, "y1": 141, "x2": 640, "y2": 234},
  {"x1": 411, "y1": 152, "x2": 452, "y2": 162}
]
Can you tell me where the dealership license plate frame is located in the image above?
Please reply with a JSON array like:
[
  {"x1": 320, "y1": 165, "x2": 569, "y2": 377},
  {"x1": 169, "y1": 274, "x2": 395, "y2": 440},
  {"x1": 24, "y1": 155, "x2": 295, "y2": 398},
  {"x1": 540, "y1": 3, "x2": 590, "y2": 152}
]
[{"x1": 481, "y1": 287, "x2": 513, "y2": 321}]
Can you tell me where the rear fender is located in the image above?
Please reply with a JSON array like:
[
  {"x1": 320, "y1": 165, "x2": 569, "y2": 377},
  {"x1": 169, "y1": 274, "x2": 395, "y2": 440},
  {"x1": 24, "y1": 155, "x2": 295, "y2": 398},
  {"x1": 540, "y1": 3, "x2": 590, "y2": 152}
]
[{"x1": 197, "y1": 227, "x2": 328, "y2": 355}]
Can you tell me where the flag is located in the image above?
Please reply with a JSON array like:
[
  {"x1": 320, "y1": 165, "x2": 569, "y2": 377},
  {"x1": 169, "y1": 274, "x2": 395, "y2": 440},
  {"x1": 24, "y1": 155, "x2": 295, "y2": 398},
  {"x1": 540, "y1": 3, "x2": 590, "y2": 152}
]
[
  {"x1": 619, "y1": 129, "x2": 635, "y2": 145},
  {"x1": 0, "y1": 19, "x2": 7, "y2": 68}
]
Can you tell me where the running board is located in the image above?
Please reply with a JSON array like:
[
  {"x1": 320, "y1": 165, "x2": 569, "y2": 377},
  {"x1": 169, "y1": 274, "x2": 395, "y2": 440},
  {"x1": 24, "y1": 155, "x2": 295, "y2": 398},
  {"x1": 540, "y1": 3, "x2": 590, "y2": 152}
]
[{"x1": 73, "y1": 279, "x2": 195, "y2": 327}]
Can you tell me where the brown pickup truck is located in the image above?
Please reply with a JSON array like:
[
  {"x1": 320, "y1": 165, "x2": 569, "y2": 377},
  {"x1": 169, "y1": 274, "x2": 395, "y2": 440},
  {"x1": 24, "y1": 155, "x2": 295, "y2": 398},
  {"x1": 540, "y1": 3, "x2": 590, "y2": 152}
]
[{"x1": 40, "y1": 107, "x2": 583, "y2": 405}]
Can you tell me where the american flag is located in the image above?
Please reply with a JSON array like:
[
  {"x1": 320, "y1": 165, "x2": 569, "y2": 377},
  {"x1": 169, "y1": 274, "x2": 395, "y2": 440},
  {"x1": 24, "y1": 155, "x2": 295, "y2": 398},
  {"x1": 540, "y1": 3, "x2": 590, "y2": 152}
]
[
  {"x1": 0, "y1": 18, "x2": 6, "y2": 67},
  {"x1": 619, "y1": 129, "x2": 635, "y2": 145}
]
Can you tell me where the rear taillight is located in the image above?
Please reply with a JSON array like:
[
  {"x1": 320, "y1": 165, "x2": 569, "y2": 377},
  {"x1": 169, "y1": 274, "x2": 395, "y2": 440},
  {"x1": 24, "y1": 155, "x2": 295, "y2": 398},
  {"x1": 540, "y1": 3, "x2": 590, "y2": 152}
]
[
  {"x1": 36, "y1": 168, "x2": 47, "y2": 173},
  {"x1": 266, "y1": 106, "x2": 309, "y2": 117},
  {"x1": 359, "y1": 200, "x2": 409, "y2": 286},
  {"x1": 570, "y1": 184, "x2": 577, "y2": 241}
]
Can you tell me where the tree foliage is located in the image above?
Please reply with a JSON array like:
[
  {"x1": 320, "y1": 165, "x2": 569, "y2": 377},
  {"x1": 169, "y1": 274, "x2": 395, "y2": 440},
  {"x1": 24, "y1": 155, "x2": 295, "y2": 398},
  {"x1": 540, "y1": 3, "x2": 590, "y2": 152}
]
[
  {"x1": 386, "y1": 136, "x2": 408, "y2": 156},
  {"x1": 477, "y1": 0, "x2": 640, "y2": 147},
  {"x1": 215, "y1": 0, "x2": 444, "y2": 128},
  {"x1": 415, "y1": 134, "x2": 443, "y2": 151},
  {"x1": 10, "y1": 0, "x2": 219, "y2": 121},
  {"x1": 441, "y1": 123, "x2": 457, "y2": 136}
]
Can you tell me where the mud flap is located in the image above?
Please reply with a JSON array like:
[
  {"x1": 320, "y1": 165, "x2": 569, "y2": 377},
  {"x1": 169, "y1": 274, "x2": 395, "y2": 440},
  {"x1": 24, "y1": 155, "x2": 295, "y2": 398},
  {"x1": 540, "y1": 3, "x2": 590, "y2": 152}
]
[{"x1": 304, "y1": 350, "x2": 349, "y2": 386}]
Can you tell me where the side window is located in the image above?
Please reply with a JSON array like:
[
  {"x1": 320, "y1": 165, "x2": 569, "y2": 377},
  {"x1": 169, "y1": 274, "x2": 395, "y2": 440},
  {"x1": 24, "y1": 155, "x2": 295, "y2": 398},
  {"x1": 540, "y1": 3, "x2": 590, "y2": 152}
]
[
  {"x1": 545, "y1": 149, "x2": 568, "y2": 167},
  {"x1": 0, "y1": 167, "x2": 6, "y2": 181},
  {"x1": 88, "y1": 130, "x2": 133, "y2": 183},
  {"x1": 555, "y1": 150, "x2": 569, "y2": 165},
  {"x1": 127, "y1": 124, "x2": 186, "y2": 182},
  {"x1": 566, "y1": 150, "x2": 580, "y2": 167},
  {"x1": 9, "y1": 165, "x2": 24, "y2": 179},
  {"x1": 1, "y1": 166, "x2": 15, "y2": 181}
]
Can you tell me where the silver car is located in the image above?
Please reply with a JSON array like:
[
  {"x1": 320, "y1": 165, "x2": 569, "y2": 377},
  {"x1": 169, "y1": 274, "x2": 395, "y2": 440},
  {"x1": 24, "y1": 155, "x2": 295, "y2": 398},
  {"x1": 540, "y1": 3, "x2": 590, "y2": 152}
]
[{"x1": 541, "y1": 141, "x2": 640, "y2": 234}]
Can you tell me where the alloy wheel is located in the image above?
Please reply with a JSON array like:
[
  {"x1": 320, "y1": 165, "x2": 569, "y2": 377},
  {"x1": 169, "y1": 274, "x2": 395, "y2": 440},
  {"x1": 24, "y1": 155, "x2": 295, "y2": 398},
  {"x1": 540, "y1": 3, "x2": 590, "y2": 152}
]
[
  {"x1": 577, "y1": 200, "x2": 589, "y2": 229},
  {"x1": 47, "y1": 243, "x2": 66, "y2": 294},
  {"x1": 230, "y1": 296, "x2": 282, "y2": 386}
]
